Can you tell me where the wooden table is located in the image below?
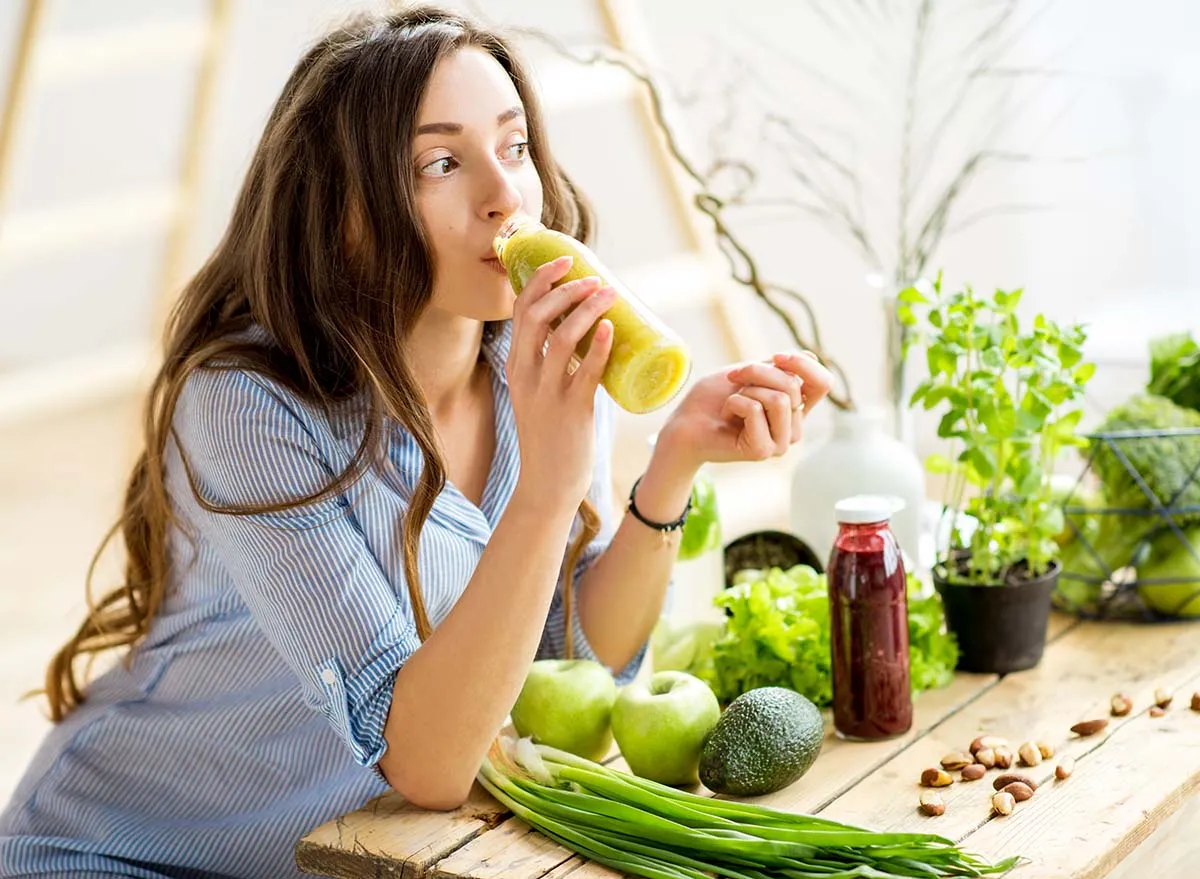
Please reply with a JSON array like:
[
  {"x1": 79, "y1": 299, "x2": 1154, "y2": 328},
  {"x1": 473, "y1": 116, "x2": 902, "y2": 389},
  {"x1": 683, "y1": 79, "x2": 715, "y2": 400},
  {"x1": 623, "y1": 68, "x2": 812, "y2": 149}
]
[{"x1": 297, "y1": 615, "x2": 1200, "y2": 879}]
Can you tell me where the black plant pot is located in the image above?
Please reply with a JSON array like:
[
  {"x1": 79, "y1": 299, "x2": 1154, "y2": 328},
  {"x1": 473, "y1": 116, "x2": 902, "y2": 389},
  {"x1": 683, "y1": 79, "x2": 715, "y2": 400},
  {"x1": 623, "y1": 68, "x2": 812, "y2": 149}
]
[{"x1": 933, "y1": 561, "x2": 1060, "y2": 674}]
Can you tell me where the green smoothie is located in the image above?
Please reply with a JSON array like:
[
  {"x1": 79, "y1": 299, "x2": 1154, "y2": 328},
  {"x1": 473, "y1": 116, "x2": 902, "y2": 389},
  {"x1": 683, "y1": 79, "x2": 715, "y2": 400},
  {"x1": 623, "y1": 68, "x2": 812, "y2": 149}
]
[{"x1": 493, "y1": 215, "x2": 692, "y2": 414}]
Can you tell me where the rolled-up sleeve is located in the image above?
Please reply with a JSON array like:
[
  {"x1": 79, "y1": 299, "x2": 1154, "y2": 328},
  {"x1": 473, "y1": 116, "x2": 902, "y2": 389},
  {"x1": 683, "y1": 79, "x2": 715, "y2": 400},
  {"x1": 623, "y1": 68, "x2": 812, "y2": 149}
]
[
  {"x1": 171, "y1": 367, "x2": 419, "y2": 768},
  {"x1": 538, "y1": 393, "x2": 649, "y2": 684}
]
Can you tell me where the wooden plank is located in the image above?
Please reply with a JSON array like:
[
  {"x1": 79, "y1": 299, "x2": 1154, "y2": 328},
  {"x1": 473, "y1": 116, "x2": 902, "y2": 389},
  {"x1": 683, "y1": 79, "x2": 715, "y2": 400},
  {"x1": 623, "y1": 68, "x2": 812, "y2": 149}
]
[
  {"x1": 299, "y1": 612, "x2": 1078, "y2": 878},
  {"x1": 430, "y1": 817, "x2": 575, "y2": 879},
  {"x1": 814, "y1": 620, "x2": 1200, "y2": 868},
  {"x1": 295, "y1": 786, "x2": 505, "y2": 879},
  {"x1": 959, "y1": 666, "x2": 1200, "y2": 879}
]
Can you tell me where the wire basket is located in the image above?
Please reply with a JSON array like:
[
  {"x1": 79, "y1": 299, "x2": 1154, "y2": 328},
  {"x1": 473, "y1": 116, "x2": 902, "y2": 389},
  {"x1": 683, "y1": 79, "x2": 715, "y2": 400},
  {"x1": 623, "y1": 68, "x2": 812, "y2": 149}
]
[{"x1": 1053, "y1": 426, "x2": 1200, "y2": 621}]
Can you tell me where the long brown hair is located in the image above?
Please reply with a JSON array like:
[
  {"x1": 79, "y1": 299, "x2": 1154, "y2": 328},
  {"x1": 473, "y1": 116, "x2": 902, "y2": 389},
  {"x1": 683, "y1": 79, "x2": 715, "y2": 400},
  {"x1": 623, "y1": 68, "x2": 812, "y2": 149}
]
[{"x1": 44, "y1": 5, "x2": 601, "y2": 721}]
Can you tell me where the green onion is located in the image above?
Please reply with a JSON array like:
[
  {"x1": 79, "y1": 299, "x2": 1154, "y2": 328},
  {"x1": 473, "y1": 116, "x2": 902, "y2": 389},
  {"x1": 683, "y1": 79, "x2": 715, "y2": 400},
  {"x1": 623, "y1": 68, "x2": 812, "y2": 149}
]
[{"x1": 477, "y1": 737, "x2": 1018, "y2": 879}]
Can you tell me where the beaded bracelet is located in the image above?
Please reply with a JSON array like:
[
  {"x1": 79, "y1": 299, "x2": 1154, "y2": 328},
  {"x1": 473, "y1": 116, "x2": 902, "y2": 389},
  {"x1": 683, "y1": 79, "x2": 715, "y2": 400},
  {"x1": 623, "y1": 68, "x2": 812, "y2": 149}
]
[{"x1": 626, "y1": 475, "x2": 691, "y2": 544}]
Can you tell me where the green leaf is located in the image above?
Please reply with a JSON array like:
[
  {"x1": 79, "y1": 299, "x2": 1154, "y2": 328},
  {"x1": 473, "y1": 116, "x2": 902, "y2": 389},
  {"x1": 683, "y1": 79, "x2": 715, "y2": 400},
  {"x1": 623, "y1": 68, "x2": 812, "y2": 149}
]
[
  {"x1": 1073, "y1": 362, "x2": 1097, "y2": 384},
  {"x1": 924, "y1": 453, "x2": 957, "y2": 475},
  {"x1": 981, "y1": 347, "x2": 1006, "y2": 370},
  {"x1": 897, "y1": 285, "x2": 929, "y2": 305},
  {"x1": 961, "y1": 446, "x2": 997, "y2": 480}
]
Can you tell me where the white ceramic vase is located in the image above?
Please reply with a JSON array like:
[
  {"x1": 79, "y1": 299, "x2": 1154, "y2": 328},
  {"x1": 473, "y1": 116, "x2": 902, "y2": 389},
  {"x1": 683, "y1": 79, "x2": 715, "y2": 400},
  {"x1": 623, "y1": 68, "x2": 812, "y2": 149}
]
[{"x1": 789, "y1": 407, "x2": 926, "y2": 570}]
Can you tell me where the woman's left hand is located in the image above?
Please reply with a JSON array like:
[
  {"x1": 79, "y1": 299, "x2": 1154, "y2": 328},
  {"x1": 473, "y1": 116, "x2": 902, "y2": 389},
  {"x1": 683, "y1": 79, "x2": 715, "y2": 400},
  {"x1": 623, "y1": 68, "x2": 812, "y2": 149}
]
[{"x1": 655, "y1": 351, "x2": 834, "y2": 472}]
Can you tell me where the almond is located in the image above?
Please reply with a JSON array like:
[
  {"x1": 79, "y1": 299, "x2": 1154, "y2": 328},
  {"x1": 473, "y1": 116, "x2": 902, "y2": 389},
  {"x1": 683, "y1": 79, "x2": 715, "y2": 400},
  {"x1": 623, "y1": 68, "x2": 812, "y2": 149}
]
[
  {"x1": 1056, "y1": 758, "x2": 1075, "y2": 780},
  {"x1": 1018, "y1": 742, "x2": 1043, "y2": 767},
  {"x1": 993, "y1": 772, "x2": 1038, "y2": 792},
  {"x1": 1155, "y1": 688, "x2": 1173, "y2": 709},
  {"x1": 1002, "y1": 781, "x2": 1035, "y2": 802},
  {"x1": 1111, "y1": 693, "x2": 1133, "y2": 717},
  {"x1": 1071, "y1": 718, "x2": 1109, "y2": 737},
  {"x1": 919, "y1": 790, "x2": 946, "y2": 816},
  {"x1": 992, "y1": 791, "x2": 1016, "y2": 816},
  {"x1": 975, "y1": 747, "x2": 997, "y2": 769},
  {"x1": 940, "y1": 751, "x2": 974, "y2": 771},
  {"x1": 961, "y1": 763, "x2": 987, "y2": 781},
  {"x1": 921, "y1": 768, "x2": 953, "y2": 787}
]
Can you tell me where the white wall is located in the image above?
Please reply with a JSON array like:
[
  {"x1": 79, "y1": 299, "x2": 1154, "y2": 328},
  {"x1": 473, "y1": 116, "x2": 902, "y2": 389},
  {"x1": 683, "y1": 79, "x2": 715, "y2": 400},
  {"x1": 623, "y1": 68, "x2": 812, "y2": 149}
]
[{"x1": 1, "y1": 0, "x2": 1197, "y2": 439}]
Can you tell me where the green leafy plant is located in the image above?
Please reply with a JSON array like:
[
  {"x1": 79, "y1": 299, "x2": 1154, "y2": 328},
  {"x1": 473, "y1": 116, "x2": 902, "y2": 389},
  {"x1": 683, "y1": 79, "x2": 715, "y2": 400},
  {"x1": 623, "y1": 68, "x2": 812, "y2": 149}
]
[
  {"x1": 674, "y1": 565, "x2": 957, "y2": 706},
  {"x1": 899, "y1": 275, "x2": 1095, "y2": 584}
]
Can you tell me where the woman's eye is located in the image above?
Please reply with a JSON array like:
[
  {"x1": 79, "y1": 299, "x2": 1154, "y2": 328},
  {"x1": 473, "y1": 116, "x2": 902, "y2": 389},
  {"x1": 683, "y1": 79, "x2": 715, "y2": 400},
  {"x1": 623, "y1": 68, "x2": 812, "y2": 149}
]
[
  {"x1": 420, "y1": 156, "x2": 458, "y2": 177},
  {"x1": 504, "y1": 141, "x2": 529, "y2": 161}
]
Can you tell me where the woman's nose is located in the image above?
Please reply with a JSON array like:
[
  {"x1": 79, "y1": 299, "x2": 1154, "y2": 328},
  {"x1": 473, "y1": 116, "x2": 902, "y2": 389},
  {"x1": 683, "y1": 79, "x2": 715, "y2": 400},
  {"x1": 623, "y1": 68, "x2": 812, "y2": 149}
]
[{"x1": 481, "y1": 160, "x2": 522, "y2": 220}]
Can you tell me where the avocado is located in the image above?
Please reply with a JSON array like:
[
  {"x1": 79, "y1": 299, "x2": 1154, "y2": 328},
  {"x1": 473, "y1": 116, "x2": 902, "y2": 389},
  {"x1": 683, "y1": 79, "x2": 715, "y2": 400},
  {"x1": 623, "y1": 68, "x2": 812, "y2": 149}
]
[{"x1": 699, "y1": 687, "x2": 824, "y2": 797}]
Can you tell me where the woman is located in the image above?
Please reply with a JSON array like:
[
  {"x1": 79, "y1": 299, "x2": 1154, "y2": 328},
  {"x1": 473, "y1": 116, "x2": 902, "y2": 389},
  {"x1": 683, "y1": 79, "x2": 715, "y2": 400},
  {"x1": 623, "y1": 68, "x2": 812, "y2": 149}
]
[{"x1": 0, "y1": 7, "x2": 831, "y2": 878}]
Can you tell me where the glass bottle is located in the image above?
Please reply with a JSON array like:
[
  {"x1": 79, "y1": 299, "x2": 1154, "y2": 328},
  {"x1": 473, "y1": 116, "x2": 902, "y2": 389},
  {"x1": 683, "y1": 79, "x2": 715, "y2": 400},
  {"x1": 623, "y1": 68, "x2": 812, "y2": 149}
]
[
  {"x1": 493, "y1": 214, "x2": 691, "y2": 414},
  {"x1": 828, "y1": 494, "x2": 913, "y2": 740}
]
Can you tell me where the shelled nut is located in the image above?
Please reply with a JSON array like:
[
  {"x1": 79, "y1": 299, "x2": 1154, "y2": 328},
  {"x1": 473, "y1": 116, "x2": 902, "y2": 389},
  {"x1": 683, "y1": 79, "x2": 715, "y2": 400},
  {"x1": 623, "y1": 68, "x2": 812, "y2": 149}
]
[
  {"x1": 992, "y1": 792, "x2": 1016, "y2": 816},
  {"x1": 1070, "y1": 719, "x2": 1109, "y2": 737},
  {"x1": 961, "y1": 763, "x2": 987, "y2": 781},
  {"x1": 1018, "y1": 742, "x2": 1043, "y2": 767},
  {"x1": 993, "y1": 746, "x2": 1014, "y2": 769},
  {"x1": 970, "y1": 735, "x2": 1008, "y2": 755},
  {"x1": 1155, "y1": 688, "x2": 1173, "y2": 709},
  {"x1": 1150, "y1": 706, "x2": 1166, "y2": 718},
  {"x1": 1191, "y1": 692, "x2": 1200, "y2": 712},
  {"x1": 1056, "y1": 758, "x2": 1075, "y2": 780},
  {"x1": 940, "y1": 752, "x2": 974, "y2": 771},
  {"x1": 919, "y1": 790, "x2": 946, "y2": 816},
  {"x1": 993, "y1": 773, "x2": 1038, "y2": 792},
  {"x1": 975, "y1": 747, "x2": 997, "y2": 769},
  {"x1": 1037, "y1": 741, "x2": 1055, "y2": 760},
  {"x1": 1002, "y1": 781, "x2": 1035, "y2": 802},
  {"x1": 1111, "y1": 693, "x2": 1133, "y2": 717},
  {"x1": 921, "y1": 768, "x2": 953, "y2": 787}
]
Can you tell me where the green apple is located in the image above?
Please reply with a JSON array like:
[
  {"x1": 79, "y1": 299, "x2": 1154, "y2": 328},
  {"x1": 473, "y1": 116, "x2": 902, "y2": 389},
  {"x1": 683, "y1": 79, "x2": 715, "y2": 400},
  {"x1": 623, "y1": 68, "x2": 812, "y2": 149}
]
[
  {"x1": 510, "y1": 659, "x2": 617, "y2": 762},
  {"x1": 611, "y1": 670, "x2": 721, "y2": 786}
]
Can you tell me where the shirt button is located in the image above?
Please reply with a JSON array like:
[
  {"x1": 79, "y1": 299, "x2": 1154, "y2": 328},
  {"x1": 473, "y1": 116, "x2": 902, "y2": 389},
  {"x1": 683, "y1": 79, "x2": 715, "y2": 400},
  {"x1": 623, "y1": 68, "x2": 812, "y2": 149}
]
[{"x1": 321, "y1": 669, "x2": 338, "y2": 686}]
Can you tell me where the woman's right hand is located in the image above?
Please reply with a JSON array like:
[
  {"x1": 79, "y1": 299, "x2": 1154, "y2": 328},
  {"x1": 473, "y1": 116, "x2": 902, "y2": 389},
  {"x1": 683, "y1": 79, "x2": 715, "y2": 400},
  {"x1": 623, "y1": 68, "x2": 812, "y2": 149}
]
[{"x1": 507, "y1": 256, "x2": 614, "y2": 508}]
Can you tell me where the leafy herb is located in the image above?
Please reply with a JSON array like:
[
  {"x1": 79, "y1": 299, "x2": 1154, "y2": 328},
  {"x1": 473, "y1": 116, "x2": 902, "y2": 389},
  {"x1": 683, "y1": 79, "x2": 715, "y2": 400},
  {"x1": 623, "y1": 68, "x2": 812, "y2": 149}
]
[{"x1": 898, "y1": 276, "x2": 1094, "y2": 583}]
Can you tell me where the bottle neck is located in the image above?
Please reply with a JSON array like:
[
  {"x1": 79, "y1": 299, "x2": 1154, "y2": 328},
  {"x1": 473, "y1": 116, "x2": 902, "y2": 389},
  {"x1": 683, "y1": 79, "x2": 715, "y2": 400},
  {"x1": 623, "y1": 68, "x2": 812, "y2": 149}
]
[{"x1": 493, "y1": 214, "x2": 545, "y2": 262}]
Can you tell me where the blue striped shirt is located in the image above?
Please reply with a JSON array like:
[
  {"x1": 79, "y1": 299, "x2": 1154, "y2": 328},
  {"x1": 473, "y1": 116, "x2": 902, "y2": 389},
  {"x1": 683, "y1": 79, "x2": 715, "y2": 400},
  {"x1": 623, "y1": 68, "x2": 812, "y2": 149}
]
[{"x1": 0, "y1": 320, "x2": 644, "y2": 878}]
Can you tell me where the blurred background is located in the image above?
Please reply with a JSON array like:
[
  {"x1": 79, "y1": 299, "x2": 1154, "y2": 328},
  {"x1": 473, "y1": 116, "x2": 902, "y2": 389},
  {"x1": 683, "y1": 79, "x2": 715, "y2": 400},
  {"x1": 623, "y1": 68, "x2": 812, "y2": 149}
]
[{"x1": 1, "y1": 0, "x2": 1198, "y2": 816}]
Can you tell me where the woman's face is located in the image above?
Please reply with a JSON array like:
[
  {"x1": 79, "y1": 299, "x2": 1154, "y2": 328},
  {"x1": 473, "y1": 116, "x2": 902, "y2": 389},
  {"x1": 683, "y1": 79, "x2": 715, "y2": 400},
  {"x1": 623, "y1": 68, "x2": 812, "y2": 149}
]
[{"x1": 413, "y1": 48, "x2": 544, "y2": 322}]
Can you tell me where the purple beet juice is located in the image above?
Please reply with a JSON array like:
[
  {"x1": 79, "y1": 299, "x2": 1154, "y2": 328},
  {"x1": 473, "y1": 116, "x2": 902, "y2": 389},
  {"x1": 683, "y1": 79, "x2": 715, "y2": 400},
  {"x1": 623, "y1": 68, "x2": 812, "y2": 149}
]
[{"x1": 827, "y1": 495, "x2": 913, "y2": 741}]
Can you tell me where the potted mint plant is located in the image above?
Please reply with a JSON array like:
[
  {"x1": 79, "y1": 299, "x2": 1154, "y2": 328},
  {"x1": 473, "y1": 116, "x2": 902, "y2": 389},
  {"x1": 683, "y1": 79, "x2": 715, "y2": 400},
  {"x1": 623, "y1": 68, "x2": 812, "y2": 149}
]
[{"x1": 898, "y1": 276, "x2": 1095, "y2": 673}]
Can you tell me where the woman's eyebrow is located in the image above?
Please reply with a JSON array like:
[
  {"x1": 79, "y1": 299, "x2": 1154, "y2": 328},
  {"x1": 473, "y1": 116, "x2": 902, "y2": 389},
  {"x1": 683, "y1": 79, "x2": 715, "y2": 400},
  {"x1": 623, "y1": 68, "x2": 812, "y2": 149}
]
[{"x1": 415, "y1": 106, "x2": 525, "y2": 136}]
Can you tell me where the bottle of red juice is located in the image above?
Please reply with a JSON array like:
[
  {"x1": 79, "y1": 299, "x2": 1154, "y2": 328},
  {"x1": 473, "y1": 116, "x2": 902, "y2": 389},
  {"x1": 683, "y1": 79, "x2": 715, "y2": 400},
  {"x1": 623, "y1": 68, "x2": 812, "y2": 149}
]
[{"x1": 828, "y1": 495, "x2": 913, "y2": 741}]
